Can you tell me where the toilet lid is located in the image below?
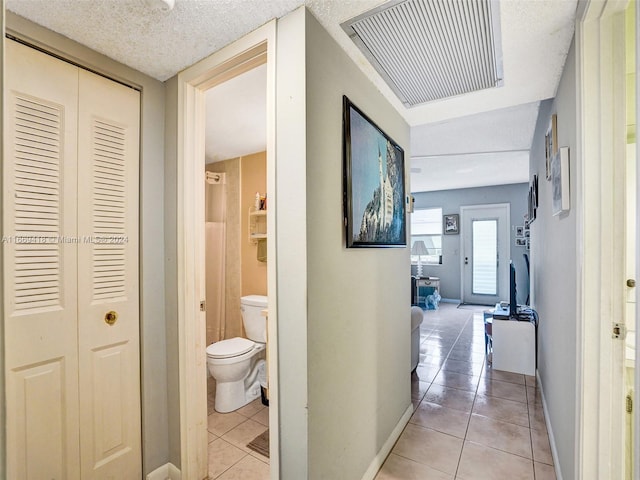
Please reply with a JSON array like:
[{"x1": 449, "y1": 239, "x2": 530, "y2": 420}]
[{"x1": 206, "y1": 337, "x2": 254, "y2": 359}]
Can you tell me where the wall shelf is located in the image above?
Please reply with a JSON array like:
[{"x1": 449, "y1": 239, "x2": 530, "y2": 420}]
[{"x1": 249, "y1": 207, "x2": 267, "y2": 244}]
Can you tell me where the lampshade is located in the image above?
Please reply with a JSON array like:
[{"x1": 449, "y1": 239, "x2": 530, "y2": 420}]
[{"x1": 411, "y1": 240, "x2": 428, "y2": 256}]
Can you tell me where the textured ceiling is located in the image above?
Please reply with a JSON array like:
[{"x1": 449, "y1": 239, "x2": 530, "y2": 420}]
[
  {"x1": 410, "y1": 102, "x2": 540, "y2": 192},
  {"x1": 5, "y1": 0, "x2": 578, "y2": 190}
]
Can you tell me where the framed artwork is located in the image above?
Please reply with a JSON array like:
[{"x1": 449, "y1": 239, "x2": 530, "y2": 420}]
[
  {"x1": 516, "y1": 226, "x2": 525, "y2": 238},
  {"x1": 545, "y1": 114, "x2": 558, "y2": 180},
  {"x1": 516, "y1": 238, "x2": 527, "y2": 246},
  {"x1": 343, "y1": 96, "x2": 406, "y2": 247},
  {"x1": 443, "y1": 214, "x2": 459, "y2": 235},
  {"x1": 551, "y1": 147, "x2": 570, "y2": 216}
]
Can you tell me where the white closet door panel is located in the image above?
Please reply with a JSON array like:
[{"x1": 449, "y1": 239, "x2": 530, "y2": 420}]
[
  {"x1": 4, "y1": 40, "x2": 81, "y2": 479},
  {"x1": 76, "y1": 69, "x2": 141, "y2": 479}
]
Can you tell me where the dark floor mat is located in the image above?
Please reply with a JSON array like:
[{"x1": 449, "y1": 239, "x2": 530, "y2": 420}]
[{"x1": 247, "y1": 429, "x2": 269, "y2": 458}]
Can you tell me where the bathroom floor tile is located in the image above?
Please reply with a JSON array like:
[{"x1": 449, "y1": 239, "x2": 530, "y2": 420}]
[
  {"x1": 251, "y1": 407, "x2": 269, "y2": 426},
  {"x1": 222, "y1": 419, "x2": 268, "y2": 455},
  {"x1": 208, "y1": 411, "x2": 247, "y2": 437},
  {"x1": 216, "y1": 454, "x2": 270, "y2": 480},
  {"x1": 208, "y1": 438, "x2": 248, "y2": 479},
  {"x1": 237, "y1": 398, "x2": 265, "y2": 418}
]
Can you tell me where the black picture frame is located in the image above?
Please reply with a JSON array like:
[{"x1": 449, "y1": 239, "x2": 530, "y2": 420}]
[
  {"x1": 443, "y1": 214, "x2": 459, "y2": 235},
  {"x1": 343, "y1": 96, "x2": 406, "y2": 248}
]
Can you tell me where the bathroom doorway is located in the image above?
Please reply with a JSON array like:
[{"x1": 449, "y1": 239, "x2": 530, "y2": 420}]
[{"x1": 175, "y1": 23, "x2": 278, "y2": 479}]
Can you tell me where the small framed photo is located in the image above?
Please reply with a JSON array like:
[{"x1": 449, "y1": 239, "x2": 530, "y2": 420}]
[
  {"x1": 516, "y1": 238, "x2": 527, "y2": 246},
  {"x1": 443, "y1": 214, "x2": 459, "y2": 235},
  {"x1": 526, "y1": 238, "x2": 531, "y2": 251},
  {"x1": 515, "y1": 226, "x2": 525, "y2": 238},
  {"x1": 524, "y1": 229, "x2": 530, "y2": 238}
]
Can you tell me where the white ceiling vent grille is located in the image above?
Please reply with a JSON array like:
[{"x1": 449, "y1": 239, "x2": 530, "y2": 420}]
[{"x1": 342, "y1": 0, "x2": 504, "y2": 107}]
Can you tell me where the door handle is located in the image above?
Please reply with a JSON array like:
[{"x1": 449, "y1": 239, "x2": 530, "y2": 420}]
[
  {"x1": 465, "y1": 257, "x2": 469, "y2": 265},
  {"x1": 104, "y1": 311, "x2": 118, "y2": 326},
  {"x1": 628, "y1": 279, "x2": 636, "y2": 288}
]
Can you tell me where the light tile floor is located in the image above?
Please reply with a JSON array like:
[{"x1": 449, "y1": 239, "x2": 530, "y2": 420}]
[
  {"x1": 207, "y1": 303, "x2": 555, "y2": 480},
  {"x1": 207, "y1": 386, "x2": 270, "y2": 480},
  {"x1": 375, "y1": 303, "x2": 556, "y2": 480}
]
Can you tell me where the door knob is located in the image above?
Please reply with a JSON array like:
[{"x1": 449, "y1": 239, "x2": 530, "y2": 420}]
[
  {"x1": 104, "y1": 311, "x2": 118, "y2": 326},
  {"x1": 627, "y1": 279, "x2": 636, "y2": 288}
]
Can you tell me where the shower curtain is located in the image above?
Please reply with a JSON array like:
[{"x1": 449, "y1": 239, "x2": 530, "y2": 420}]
[{"x1": 206, "y1": 172, "x2": 226, "y2": 346}]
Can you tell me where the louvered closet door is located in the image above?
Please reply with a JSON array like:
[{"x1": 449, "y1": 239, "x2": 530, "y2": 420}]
[
  {"x1": 76, "y1": 70, "x2": 141, "y2": 478},
  {"x1": 4, "y1": 40, "x2": 81, "y2": 479},
  {"x1": 5, "y1": 40, "x2": 142, "y2": 479}
]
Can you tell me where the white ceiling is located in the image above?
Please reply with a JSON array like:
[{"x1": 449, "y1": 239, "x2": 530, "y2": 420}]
[
  {"x1": 6, "y1": 0, "x2": 578, "y2": 191},
  {"x1": 205, "y1": 64, "x2": 267, "y2": 163}
]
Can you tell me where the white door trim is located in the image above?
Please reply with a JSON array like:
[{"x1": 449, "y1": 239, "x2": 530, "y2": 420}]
[
  {"x1": 175, "y1": 22, "x2": 277, "y2": 479},
  {"x1": 459, "y1": 203, "x2": 511, "y2": 305},
  {"x1": 576, "y1": 1, "x2": 629, "y2": 478}
]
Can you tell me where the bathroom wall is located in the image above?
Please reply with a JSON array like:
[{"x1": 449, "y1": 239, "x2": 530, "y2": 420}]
[
  {"x1": 240, "y1": 151, "x2": 267, "y2": 297},
  {"x1": 206, "y1": 160, "x2": 243, "y2": 339}
]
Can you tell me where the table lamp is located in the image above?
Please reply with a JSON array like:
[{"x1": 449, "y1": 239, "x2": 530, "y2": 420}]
[{"x1": 411, "y1": 240, "x2": 428, "y2": 277}]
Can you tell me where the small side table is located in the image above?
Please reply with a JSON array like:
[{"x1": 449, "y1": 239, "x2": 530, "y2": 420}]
[{"x1": 413, "y1": 276, "x2": 440, "y2": 308}]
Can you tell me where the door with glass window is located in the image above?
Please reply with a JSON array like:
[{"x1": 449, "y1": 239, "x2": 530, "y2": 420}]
[{"x1": 461, "y1": 204, "x2": 510, "y2": 306}]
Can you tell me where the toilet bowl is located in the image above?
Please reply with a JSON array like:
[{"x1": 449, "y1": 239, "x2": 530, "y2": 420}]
[{"x1": 206, "y1": 295, "x2": 268, "y2": 413}]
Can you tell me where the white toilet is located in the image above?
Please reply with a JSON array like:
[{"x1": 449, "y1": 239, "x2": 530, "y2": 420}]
[{"x1": 206, "y1": 295, "x2": 268, "y2": 413}]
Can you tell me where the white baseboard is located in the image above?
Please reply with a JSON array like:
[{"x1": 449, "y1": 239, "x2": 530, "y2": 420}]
[
  {"x1": 537, "y1": 371, "x2": 563, "y2": 480},
  {"x1": 360, "y1": 403, "x2": 413, "y2": 480},
  {"x1": 147, "y1": 462, "x2": 181, "y2": 480}
]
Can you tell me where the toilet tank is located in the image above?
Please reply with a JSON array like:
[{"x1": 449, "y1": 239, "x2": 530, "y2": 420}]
[{"x1": 240, "y1": 295, "x2": 268, "y2": 343}]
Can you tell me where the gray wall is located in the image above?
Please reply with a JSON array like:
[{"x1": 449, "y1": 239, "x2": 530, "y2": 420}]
[
  {"x1": 4, "y1": 13, "x2": 170, "y2": 475},
  {"x1": 163, "y1": 75, "x2": 181, "y2": 468},
  {"x1": 304, "y1": 9, "x2": 411, "y2": 479},
  {"x1": 413, "y1": 183, "x2": 529, "y2": 304},
  {"x1": 529, "y1": 40, "x2": 578, "y2": 480}
]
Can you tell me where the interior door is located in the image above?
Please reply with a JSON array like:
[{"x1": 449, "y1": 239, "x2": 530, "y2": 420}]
[
  {"x1": 4, "y1": 40, "x2": 81, "y2": 480},
  {"x1": 4, "y1": 40, "x2": 141, "y2": 479},
  {"x1": 461, "y1": 204, "x2": 510, "y2": 305},
  {"x1": 76, "y1": 70, "x2": 141, "y2": 478}
]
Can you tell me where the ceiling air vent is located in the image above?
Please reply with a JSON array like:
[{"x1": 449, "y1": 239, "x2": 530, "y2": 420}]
[{"x1": 341, "y1": 0, "x2": 504, "y2": 107}]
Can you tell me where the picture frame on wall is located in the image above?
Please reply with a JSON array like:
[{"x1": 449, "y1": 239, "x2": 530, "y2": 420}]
[
  {"x1": 551, "y1": 146, "x2": 571, "y2": 216},
  {"x1": 516, "y1": 226, "x2": 525, "y2": 238},
  {"x1": 516, "y1": 238, "x2": 527, "y2": 246},
  {"x1": 545, "y1": 114, "x2": 558, "y2": 180},
  {"x1": 342, "y1": 96, "x2": 406, "y2": 247},
  {"x1": 443, "y1": 214, "x2": 459, "y2": 235}
]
